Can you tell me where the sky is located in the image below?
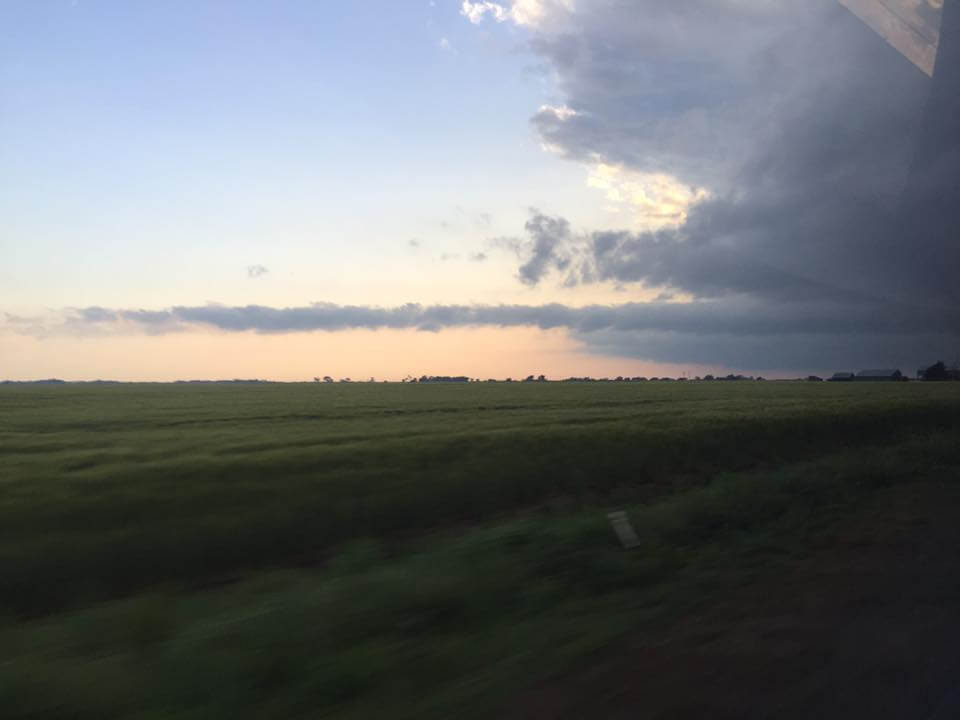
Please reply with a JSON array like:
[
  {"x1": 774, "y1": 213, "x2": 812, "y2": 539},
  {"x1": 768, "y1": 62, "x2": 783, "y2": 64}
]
[{"x1": 1, "y1": 0, "x2": 957, "y2": 380}]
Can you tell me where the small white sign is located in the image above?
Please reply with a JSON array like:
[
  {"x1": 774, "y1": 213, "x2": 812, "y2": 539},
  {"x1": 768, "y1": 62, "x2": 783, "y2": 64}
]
[{"x1": 608, "y1": 511, "x2": 641, "y2": 549}]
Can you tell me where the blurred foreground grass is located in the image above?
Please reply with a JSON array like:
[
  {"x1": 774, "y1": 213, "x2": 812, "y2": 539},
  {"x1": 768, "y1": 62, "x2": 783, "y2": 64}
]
[{"x1": 2, "y1": 382, "x2": 959, "y2": 717}]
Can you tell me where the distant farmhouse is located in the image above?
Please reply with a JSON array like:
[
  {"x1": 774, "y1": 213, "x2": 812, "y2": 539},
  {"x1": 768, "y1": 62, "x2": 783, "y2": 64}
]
[
  {"x1": 829, "y1": 372, "x2": 855, "y2": 382},
  {"x1": 854, "y1": 369, "x2": 904, "y2": 381}
]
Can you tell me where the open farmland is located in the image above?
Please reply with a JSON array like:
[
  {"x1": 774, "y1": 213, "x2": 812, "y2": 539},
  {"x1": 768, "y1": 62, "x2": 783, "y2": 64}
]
[{"x1": 3, "y1": 381, "x2": 960, "y2": 718}]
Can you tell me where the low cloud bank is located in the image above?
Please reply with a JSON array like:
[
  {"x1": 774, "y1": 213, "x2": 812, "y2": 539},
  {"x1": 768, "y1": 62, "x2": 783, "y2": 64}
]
[{"x1": 10, "y1": 298, "x2": 956, "y2": 372}]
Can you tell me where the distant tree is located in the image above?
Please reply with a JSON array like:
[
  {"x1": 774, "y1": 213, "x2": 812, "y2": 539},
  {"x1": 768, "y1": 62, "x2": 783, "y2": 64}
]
[
  {"x1": 537, "y1": 374, "x2": 546, "y2": 382},
  {"x1": 704, "y1": 374, "x2": 715, "y2": 381},
  {"x1": 922, "y1": 361, "x2": 950, "y2": 381},
  {"x1": 323, "y1": 376, "x2": 334, "y2": 383}
]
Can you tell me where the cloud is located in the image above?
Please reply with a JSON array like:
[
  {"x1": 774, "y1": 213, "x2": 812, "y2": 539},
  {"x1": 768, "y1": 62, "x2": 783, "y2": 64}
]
[
  {"x1": 10, "y1": 296, "x2": 958, "y2": 372},
  {"x1": 460, "y1": 0, "x2": 570, "y2": 28},
  {"x1": 471, "y1": 0, "x2": 960, "y2": 348},
  {"x1": 511, "y1": 209, "x2": 867, "y2": 303},
  {"x1": 461, "y1": 1, "x2": 510, "y2": 24},
  {"x1": 459, "y1": 0, "x2": 958, "y2": 371},
  {"x1": 586, "y1": 164, "x2": 710, "y2": 230},
  {"x1": 246, "y1": 265, "x2": 269, "y2": 279},
  {"x1": 517, "y1": 211, "x2": 574, "y2": 285},
  {"x1": 23, "y1": 299, "x2": 955, "y2": 336},
  {"x1": 453, "y1": 206, "x2": 494, "y2": 229},
  {"x1": 575, "y1": 327, "x2": 953, "y2": 372}
]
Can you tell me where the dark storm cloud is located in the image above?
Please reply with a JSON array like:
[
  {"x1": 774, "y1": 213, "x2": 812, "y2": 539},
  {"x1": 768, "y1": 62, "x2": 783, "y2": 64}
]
[
  {"x1": 523, "y1": 1, "x2": 944, "y2": 301},
  {"x1": 517, "y1": 212, "x2": 862, "y2": 302},
  {"x1": 530, "y1": 2, "x2": 820, "y2": 184},
  {"x1": 574, "y1": 328, "x2": 958, "y2": 373},
  {"x1": 501, "y1": 0, "x2": 960, "y2": 366}
]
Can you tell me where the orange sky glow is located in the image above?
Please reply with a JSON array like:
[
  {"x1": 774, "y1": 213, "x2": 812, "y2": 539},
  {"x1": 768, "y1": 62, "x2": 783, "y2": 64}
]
[{"x1": 2, "y1": 327, "x2": 721, "y2": 382}]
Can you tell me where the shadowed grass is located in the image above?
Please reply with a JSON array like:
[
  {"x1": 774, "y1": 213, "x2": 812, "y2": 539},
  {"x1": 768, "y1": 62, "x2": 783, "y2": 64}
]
[{"x1": 2, "y1": 427, "x2": 958, "y2": 719}]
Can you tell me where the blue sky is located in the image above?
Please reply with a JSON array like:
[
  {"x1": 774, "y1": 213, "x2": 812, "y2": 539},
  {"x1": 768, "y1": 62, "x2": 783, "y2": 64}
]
[{"x1": 2, "y1": 1, "x2": 612, "y2": 310}]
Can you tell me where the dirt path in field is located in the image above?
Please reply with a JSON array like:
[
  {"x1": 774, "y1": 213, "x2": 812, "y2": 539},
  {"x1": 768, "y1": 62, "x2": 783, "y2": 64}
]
[{"x1": 512, "y1": 480, "x2": 960, "y2": 719}]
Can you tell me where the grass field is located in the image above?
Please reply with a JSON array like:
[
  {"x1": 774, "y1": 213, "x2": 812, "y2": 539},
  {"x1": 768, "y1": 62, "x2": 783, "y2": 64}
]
[{"x1": 3, "y1": 381, "x2": 960, "y2": 718}]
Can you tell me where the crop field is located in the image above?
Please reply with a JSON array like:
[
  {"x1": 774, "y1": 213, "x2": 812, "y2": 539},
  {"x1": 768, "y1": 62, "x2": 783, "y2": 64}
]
[{"x1": 3, "y1": 381, "x2": 960, "y2": 718}]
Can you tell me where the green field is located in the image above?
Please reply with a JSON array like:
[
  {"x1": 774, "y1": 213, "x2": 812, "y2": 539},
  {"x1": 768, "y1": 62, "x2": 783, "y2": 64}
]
[{"x1": 3, "y1": 381, "x2": 960, "y2": 718}]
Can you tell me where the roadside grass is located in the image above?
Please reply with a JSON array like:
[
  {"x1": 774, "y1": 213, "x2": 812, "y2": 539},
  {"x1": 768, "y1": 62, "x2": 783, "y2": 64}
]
[{"x1": 3, "y1": 427, "x2": 958, "y2": 719}]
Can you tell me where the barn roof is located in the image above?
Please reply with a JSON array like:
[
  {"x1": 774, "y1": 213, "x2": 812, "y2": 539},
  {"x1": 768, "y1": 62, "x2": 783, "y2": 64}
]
[{"x1": 856, "y1": 369, "x2": 902, "y2": 377}]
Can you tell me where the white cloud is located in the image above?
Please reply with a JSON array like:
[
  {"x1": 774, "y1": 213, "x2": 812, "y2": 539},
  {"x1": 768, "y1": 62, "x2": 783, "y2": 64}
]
[
  {"x1": 246, "y1": 265, "x2": 269, "y2": 279},
  {"x1": 587, "y1": 164, "x2": 710, "y2": 231},
  {"x1": 508, "y1": 0, "x2": 547, "y2": 26},
  {"x1": 460, "y1": 0, "x2": 571, "y2": 28},
  {"x1": 461, "y1": 1, "x2": 509, "y2": 24},
  {"x1": 538, "y1": 104, "x2": 578, "y2": 120}
]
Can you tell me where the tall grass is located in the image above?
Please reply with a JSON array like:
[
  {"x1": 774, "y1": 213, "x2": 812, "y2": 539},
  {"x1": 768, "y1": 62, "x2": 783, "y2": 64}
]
[{"x1": 2, "y1": 382, "x2": 959, "y2": 615}]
